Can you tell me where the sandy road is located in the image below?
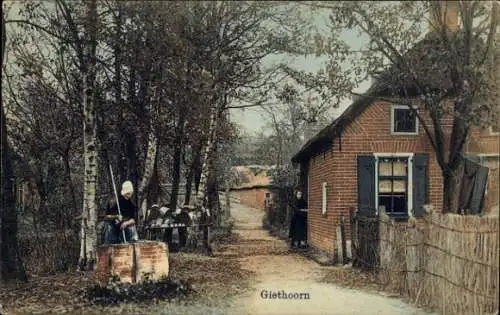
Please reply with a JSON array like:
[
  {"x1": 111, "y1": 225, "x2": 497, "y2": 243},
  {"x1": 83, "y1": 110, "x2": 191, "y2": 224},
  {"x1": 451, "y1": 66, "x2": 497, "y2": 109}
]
[{"x1": 222, "y1": 202, "x2": 435, "y2": 315}]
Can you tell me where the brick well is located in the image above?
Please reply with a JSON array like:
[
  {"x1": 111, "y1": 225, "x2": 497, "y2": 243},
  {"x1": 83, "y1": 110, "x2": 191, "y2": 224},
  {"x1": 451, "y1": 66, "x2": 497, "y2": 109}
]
[{"x1": 97, "y1": 241, "x2": 169, "y2": 283}]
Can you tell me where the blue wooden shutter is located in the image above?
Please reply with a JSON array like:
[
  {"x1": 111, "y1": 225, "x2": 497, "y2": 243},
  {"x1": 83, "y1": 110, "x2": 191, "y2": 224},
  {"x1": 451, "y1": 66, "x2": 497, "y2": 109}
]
[
  {"x1": 412, "y1": 154, "x2": 429, "y2": 217},
  {"x1": 466, "y1": 154, "x2": 481, "y2": 164},
  {"x1": 357, "y1": 155, "x2": 376, "y2": 217},
  {"x1": 467, "y1": 155, "x2": 480, "y2": 163}
]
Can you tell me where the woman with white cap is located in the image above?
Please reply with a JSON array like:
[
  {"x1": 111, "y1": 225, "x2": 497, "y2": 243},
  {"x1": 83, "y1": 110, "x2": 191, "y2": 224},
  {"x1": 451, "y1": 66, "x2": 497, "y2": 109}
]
[{"x1": 103, "y1": 180, "x2": 139, "y2": 244}]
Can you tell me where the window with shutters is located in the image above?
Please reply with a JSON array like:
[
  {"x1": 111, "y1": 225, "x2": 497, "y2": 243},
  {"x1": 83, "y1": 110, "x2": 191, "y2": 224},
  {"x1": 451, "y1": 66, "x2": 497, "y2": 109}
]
[
  {"x1": 391, "y1": 105, "x2": 418, "y2": 135},
  {"x1": 377, "y1": 157, "x2": 409, "y2": 217}
]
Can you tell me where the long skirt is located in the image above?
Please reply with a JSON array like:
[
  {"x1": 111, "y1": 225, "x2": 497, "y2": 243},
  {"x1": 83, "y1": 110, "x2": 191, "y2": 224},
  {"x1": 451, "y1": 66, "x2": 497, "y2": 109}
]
[
  {"x1": 289, "y1": 211, "x2": 307, "y2": 242},
  {"x1": 103, "y1": 221, "x2": 139, "y2": 244}
]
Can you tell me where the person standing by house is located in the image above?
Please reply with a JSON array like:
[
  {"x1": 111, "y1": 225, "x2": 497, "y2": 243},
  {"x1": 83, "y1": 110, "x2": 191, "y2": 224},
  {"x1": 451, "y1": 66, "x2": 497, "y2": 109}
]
[
  {"x1": 103, "y1": 180, "x2": 139, "y2": 244},
  {"x1": 289, "y1": 190, "x2": 308, "y2": 249}
]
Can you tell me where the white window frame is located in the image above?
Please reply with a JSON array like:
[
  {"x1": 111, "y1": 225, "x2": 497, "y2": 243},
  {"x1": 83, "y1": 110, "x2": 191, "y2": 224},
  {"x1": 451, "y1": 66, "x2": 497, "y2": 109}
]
[
  {"x1": 321, "y1": 182, "x2": 328, "y2": 215},
  {"x1": 391, "y1": 105, "x2": 419, "y2": 135},
  {"x1": 489, "y1": 126, "x2": 499, "y2": 136},
  {"x1": 374, "y1": 153, "x2": 414, "y2": 216}
]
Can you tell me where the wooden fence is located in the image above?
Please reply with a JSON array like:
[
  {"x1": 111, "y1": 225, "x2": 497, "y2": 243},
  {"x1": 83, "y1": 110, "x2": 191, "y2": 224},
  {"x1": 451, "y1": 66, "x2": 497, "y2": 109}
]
[
  {"x1": 349, "y1": 209, "x2": 379, "y2": 270},
  {"x1": 378, "y1": 210, "x2": 499, "y2": 315}
]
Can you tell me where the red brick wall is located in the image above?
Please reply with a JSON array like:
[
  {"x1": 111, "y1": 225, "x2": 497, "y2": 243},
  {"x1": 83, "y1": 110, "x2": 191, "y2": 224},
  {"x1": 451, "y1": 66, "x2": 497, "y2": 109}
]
[
  {"x1": 97, "y1": 241, "x2": 169, "y2": 283},
  {"x1": 307, "y1": 100, "x2": 499, "y2": 255},
  {"x1": 466, "y1": 129, "x2": 499, "y2": 213},
  {"x1": 231, "y1": 188, "x2": 270, "y2": 210},
  {"x1": 484, "y1": 168, "x2": 499, "y2": 214}
]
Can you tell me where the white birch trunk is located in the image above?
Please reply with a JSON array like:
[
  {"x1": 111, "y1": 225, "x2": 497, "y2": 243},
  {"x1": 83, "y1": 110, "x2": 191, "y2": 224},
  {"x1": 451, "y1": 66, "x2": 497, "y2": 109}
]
[
  {"x1": 138, "y1": 131, "x2": 157, "y2": 222},
  {"x1": 138, "y1": 89, "x2": 159, "y2": 222},
  {"x1": 195, "y1": 105, "x2": 219, "y2": 211},
  {"x1": 78, "y1": 72, "x2": 98, "y2": 271},
  {"x1": 78, "y1": 0, "x2": 98, "y2": 271}
]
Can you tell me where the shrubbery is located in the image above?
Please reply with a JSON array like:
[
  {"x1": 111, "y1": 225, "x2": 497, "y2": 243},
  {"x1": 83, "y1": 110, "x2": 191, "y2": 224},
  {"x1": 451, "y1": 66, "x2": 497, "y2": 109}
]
[
  {"x1": 18, "y1": 231, "x2": 79, "y2": 275},
  {"x1": 263, "y1": 165, "x2": 296, "y2": 233},
  {"x1": 84, "y1": 276, "x2": 194, "y2": 305}
]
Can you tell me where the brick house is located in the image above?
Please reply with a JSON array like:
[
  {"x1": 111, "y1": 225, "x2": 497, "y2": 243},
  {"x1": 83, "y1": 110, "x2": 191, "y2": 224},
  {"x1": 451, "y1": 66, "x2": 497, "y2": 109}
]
[
  {"x1": 230, "y1": 166, "x2": 273, "y2": 210},
  {"x1": 291, "y1": 93, "x2": 499, "y2": 257},
  {"x1": 290, "y1": 21, "x2": 499, "y2": 258}
]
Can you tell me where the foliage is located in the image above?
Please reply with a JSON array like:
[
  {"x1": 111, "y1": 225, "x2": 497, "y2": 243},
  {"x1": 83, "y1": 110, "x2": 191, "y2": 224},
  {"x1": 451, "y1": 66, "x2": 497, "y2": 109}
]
[
  {"x1": 18, "y1": 231, "x2": 79, "y2": 275},
  {"x1": 2, "y1": 0, "x2": 321, "y2": 228},
  {"x1": 85, "y1": 277, "x2": 194, "y2": 306},
  {"x1": 2, "y1": 0, "x2": 324, "y2": 272},
  {"x1": 263, "y1": 165, "x2": 296, "y2": 231}
]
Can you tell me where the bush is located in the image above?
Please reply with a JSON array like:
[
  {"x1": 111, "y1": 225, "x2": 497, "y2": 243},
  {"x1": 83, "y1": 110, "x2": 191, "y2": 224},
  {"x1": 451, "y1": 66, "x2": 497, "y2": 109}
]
[
  {"x1": 263, "y1": 164, "x2": 296, "y2": 231},
  {"x1": 84, "y1": 277, "x2": 194, "y2": 305},
  {"x1": 209, "y1": 218, "x2": 234, "y2": 243},
  {"x1": 18, "y1": 230, "x2": 79, "y2": 275},
  {"x1": 264, "y1": 185, "x2": 293, "y2": 231}
]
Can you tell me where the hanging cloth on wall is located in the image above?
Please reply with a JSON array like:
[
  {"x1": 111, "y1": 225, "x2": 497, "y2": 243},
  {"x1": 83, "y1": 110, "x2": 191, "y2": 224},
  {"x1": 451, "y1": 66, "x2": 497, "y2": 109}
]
[{"x1": 458, "y1": 156, "x2": 489, "y2": 215}]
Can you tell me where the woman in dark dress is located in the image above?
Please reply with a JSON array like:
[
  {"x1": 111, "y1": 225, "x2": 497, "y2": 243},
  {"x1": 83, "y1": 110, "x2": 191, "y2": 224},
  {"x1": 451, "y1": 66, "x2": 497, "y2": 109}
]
[{"x1": 289, "y1": 190, "x2": 308, "y2": 249}]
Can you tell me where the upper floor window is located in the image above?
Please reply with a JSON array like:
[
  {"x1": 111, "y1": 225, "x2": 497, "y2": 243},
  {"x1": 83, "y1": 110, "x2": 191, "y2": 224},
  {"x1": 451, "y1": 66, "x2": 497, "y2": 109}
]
[
  {"x1": 391, "y1": 105, "x2": 418, "y2": 135},
  {"x1": 489, "y1": 125, "x2": 499, "y2": 136}
]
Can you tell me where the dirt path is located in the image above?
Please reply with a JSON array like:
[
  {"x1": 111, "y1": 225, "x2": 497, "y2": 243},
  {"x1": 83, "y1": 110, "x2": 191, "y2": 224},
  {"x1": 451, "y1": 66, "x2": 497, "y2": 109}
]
[{"x1": 218, "y1": 202, "x2": 435, "y2": 315}]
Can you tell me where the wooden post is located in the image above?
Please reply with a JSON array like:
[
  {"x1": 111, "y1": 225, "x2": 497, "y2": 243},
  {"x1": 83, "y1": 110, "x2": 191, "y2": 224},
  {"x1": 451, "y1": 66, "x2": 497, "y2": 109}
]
[
  {"x1": 340, "y1": 212, "x2": 347, "y2": 265},
  {"x1": 336, "y1": 226, "x2": 342, "y2": 264},
  {"x1": 349, "y1": 207, "x2": 357, "y2": 267}
]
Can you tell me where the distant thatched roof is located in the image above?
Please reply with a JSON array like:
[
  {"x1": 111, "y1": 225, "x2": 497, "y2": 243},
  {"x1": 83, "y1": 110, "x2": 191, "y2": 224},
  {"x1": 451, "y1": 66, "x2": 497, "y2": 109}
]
[
  {"x1": 230, "y1": 165, "x2": 271, "y2": 190},
  {"x1": 291, "y1": 31, "x2": 486, "y2": 163}
]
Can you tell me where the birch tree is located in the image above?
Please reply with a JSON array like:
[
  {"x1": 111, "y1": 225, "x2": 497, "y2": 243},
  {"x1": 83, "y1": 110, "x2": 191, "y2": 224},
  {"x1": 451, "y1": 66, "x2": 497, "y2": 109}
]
[
  {"x1": 77, "y1": 0, "x2": 99, "y2": 270},
  {"x1": 7, "y1": 0, "x2": 102, "y2": 270}
]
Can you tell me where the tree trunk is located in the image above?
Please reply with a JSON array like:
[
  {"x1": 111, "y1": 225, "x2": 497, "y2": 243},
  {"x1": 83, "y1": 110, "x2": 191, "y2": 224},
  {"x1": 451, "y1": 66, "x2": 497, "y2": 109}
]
[
  {"x1": 148, "y1": 150, "x2": 160, "y2": 206},
  {"x1": 113, "y1": 1, "x2": 124, "y2": 185},
  {"x1": 1, "y1": 106, "x2": 28, "y2": 283},
  {"x1": 2, "y1": 14, "x2": 27, "y2": 280},
  {"x1": 169, "y1": 139, "x2": 183, "y2": 210},
  {"x1": 63, "y1": 149, "x2": 78, "y2": 223},
  {"x1": 138, "y1": 129, "x2": 158, "y2": 222},
  {"x1": 184, "y1": 166, "x2": 194, "y2": 206},
  {"x1": 193, "y1": 145, "x2": 203, "y2": 196},
  {"x1": 207, "y1": 172, "x2": 221, "y2": 226},
  {"x1": 137, "y1": 76, "x2": 160, "y2": 222},
  {"x1": 78, "y1": 0, "x2": 99, "y2": 271},
  {"x1": 224, "y1": 182, "x2": 231, "y2": 220},
  {"x1": 224, "y1": 151, "x2": 232, "y2": 220},
  {"x1": 169, "y1": 112, "x2": 187, "y2": 210},
  {"x1": 441, "y1": 97, "x2": 470, "y2": 214},
  {"x1": 184, "y1": 143, "x2": 202, "y2": 205},
  {"x1": 442, "y1": 162, "x2": 464, "y2": 214},
  {"x1": 120, "y1": 61, "x2": 136, "y2": 183},
  {"x1": 129, "y1": 141, "x2": 139, "y2": 218},
  {"x1": 195, "y1": 105, "x2": 219, "y2": 208}
]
